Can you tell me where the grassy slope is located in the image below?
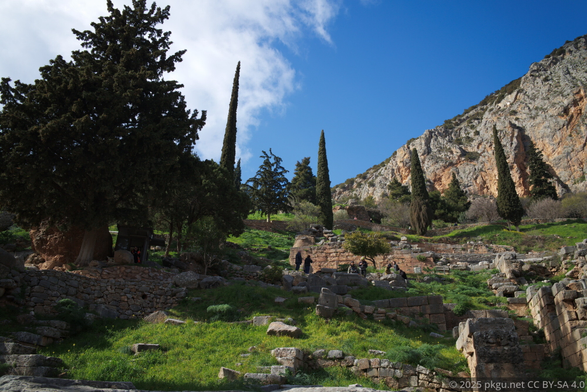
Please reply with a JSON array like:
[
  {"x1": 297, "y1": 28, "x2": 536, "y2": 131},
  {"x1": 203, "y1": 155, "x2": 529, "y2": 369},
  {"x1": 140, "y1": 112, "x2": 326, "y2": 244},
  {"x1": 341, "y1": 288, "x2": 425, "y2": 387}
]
[
  {"x1": 39, "y1": 283, "x2": 465, "y2": 391},
  {"x1": 4, "y1": 218, "x2": 587, "y2": 389}
]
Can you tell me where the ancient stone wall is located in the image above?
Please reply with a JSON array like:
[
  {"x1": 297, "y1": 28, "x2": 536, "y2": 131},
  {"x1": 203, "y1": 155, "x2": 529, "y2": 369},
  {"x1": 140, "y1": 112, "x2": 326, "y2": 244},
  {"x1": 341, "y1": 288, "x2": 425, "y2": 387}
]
[
  {"x1": 527, "y1": 280, "x2": 587, "y2": 370},
  {"x1": 289, "y1": 241, "x2": 511, "y2": 274},
  {"x1": 17, "y1": 266, "x2": 186, "y2": 319}
]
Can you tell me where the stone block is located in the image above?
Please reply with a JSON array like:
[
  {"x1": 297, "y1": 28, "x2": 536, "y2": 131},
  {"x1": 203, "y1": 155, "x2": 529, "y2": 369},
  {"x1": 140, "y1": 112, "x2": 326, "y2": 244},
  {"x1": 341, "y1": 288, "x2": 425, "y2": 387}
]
[
  {"x1": 357, "y1": 358, "x2": 370, "y2": 370},
  {"x1": 316, "y1": 304, "x2": 336, "y2": 318},
  {"x1": 218, "y1": 367, "x2": 241, "y2": 380},
  {"x1": 131, "y1": 343, "x2": 161, "y2": 353},
  {"x1": 369, "y1": 358, "x2": 381, "y2": 368},
  {"x1": 372, "y1": 299, "x2": 390, "y2": 308},
  {"x1": 327, "y1": 350, "x2": 344, "y2": 359},
  {"x1": 266, "y1": 322, "x2": 302, "y2": 338},
  {"x1": 297, "y1": 296, "x2": 315, "y2": 305},
  {"x1": 407, "y1": 296, "x2": 428, "y2": 306},
  {"x1": 253, "y1": 316, "x2": 272, "y2": 326},
  {"x1": 428, "y1": 295, "x2": 443, "y2": 305},
  {"x1": 271, "y1": 347, "x2": 303, "y2": 361},
  {"x1": 429, "y1": 313, "x2": 446, "y2": 324},
  {"x1": 388, "y1": 297, "x2": 408, "y2": 308}
]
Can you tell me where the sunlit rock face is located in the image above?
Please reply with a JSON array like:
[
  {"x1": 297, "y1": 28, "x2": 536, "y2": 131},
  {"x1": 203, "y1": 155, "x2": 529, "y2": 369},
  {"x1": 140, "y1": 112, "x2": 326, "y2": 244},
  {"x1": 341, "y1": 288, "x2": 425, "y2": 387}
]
[{"x1": 333, "y1": 35, "x2": 587, "y2": 202}]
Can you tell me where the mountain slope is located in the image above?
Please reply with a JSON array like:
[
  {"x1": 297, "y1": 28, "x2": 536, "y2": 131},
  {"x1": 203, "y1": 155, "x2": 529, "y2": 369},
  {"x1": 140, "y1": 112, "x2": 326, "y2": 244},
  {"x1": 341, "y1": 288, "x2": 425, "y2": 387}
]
[{"x1": 333, "y1": 35, "x2": 587, "y2": 202}]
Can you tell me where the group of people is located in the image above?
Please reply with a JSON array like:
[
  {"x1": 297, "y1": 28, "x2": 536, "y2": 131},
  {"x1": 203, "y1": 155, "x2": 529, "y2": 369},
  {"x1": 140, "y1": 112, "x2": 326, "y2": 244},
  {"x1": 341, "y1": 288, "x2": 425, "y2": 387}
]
[
  {"x1": 347, "y1": 257, "x2": 369, "y2": 277},
  {"x1": 294, "y1": 251, "x2": 313, "y2": 274}
]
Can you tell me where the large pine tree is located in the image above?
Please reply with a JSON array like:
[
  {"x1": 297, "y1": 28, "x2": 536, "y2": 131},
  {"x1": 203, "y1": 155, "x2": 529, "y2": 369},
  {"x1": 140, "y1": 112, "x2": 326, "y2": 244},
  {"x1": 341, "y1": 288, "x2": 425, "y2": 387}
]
[
  {"x1": 220, "y1": 61, "x2": 240, "y2": 176},
  {"x1": 289, "y1": 157, "x2": 316, "y2": 204},
  {"x1": 245, "y1": 149, "x2": 291, "y2": 222},
  {"x1": 493, "y1": 127, "x2": 525, "y2": 228},
  {"x1": 409, "y1": 148, "x2": 432, "y2": 235},
  {"x1": 527, "y1": 140, "x2": 558, "y2": 201},
  {"x1": 316, "y1": 130, "x2": 333, "y2": 229},
  {"x1": 0, "y1": 0, "x2": 205, "y2": 263}
]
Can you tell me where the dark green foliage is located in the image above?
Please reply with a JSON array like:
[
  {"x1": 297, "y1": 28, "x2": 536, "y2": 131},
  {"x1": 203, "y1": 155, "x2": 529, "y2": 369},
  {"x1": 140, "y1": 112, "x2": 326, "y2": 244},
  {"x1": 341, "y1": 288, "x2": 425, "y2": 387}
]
[
  {"x1": 206, "y1": 304, "x2": 239, "y2": 322},
  {"x1": 440, "y1": 173, "x2": 471, "y2": 223},
  {"x1": 234, "y1": 159, "x2": 242, "y2": 189},
  {"x1": 387, "y1": 178, "x2": 411, "y2": 204},
  {"x1": 316, "y1": 130, "x2": 333, "y2": 230},
  {"x1": 410, "y1": 197, "x2": 432, "y2": 236},
  {"x1": 155, "y1": 159, "x2": 249, "y2": 253},
  {"x1": 289, "y1": 157, "x2": 316, "y2": 204},
  {"x1": 493, "y1": 127, "x2": 525, "y2": 227},
  {"x1": 409, "y1": 149, "x2": 431, "y2": 235},
  {"x1": 260, "y1": 263, "x2": 284, "y2": 284},
  {"x1": 55, "y1": 298, "x2": 89, "y2": 334},
  {"x1": 342, "y1": 231, "x2": 391, "y2": 269},
  {"x1": 410, "y1": 149, "x2": 429, "y2": 200},
  {"x1": 527, "y1": 140, "x2": 558, "y2": 201},
  {"x1": 220, "y1": 61, "x2": 240, "y2": 176},
  {"x1": 246, "y1": 149, "x2": 291, "y2": 222},
  {"x1": 0, "y1": 0, "x2": 205, "y2": 230}
]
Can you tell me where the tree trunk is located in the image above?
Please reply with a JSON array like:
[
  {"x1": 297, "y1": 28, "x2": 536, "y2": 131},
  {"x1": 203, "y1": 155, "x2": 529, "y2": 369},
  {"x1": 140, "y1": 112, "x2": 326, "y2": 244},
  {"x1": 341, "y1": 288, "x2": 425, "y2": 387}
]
[
  {"x1": 176, "y1": 222, "x2": 183, "y2": 253},
  {"x1": 266, "y1": 213, "x2": 271, "y2": 223},
  {"x1": 165, "y1": 220, "x2": 174, "y2": 257},
  {"x1": 75, "y1": 227, "x2": 112, "y2": 265}
]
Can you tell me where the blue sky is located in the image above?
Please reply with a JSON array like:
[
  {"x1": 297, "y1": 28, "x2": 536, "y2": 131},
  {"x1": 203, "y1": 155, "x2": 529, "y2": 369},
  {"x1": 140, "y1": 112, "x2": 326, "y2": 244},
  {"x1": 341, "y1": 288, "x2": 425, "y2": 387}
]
[{"x1": 1, "y1": 0, "x2": 586, "y2": 188}]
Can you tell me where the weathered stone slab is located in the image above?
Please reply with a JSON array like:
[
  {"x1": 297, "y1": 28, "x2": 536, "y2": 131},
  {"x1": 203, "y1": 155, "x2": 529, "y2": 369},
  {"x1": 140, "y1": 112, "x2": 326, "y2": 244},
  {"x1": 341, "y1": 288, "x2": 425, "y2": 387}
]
[
  {"x1": 266, "y1": 322, "x2": 302, "y2": 338},
  {"x1": 218, "y1": 367, "x2": 241, "y2": 380}
]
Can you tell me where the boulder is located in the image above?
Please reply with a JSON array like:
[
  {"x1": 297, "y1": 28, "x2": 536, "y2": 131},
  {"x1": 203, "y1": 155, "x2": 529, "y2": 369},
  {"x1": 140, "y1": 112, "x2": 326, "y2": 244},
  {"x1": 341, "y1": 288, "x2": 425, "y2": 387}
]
[
  {"x1": 143, "y1": 311, "x2": 169, "y2": 324},
  {"x1": 113, "y1": 250, "x2": 133, "y2": 265},
  {"x1": 266, "y1": 322, "x2": 302, "y2": 338},
  {"x1": 292, "y1": 236, "x2": 315, "y2": 248},
  {"x1": 199, "y1": 276, "x2": 226, "y2": 289},
  {"x1": 173, "y1": 271, "x2": 201, "y2": 289},
  {"x1": 131, "y1": 343, "x2": 161, "y2": 353},
  {"x1": 0, "y1": 249, "x2": 24, "y2": 273}
]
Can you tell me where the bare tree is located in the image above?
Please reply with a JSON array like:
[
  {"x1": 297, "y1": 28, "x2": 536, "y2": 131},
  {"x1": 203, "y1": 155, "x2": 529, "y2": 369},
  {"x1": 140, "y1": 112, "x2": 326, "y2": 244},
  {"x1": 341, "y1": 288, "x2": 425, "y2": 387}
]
[
  {"x1": 526, "y1": 198, "x2": 564, "y2": 220},
  {"x1": 465, "y1": 198, "x2": 500, "y2": 223}
]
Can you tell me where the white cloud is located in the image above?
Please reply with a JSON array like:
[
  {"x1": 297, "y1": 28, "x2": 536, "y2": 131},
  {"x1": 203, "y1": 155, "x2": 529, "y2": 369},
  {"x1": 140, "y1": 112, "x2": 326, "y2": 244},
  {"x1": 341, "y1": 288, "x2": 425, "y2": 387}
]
[{"x1": 0, "y1": 0, "x2": 341, "y2": 166}]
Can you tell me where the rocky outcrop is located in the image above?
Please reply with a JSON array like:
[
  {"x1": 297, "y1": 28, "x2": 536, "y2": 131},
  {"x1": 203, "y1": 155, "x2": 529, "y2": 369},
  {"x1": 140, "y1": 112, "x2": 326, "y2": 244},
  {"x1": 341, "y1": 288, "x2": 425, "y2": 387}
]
[{"x1": 333, "y1": 35, "x2": 587, "y2": 202}]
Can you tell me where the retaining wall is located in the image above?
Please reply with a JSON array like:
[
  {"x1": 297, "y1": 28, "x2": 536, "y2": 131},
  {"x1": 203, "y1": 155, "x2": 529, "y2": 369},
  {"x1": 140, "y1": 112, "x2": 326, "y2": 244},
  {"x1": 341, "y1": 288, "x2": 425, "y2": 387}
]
[{"x1": 16, "y1": 266, "x2": 185, "y2": 319}]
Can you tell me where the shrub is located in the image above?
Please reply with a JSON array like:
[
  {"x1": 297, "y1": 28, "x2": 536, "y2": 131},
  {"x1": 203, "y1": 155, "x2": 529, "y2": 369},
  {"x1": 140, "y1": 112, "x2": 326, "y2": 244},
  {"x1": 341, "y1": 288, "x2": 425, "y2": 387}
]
[
  {"x1": 465, "y1": 198, "x2": 500, "y2": 223},
  {"x1": 260, "y1": 264, "x2": 284, "y2": 285},
  {"x1": 333, "y1": 209, "x2": 350, "y2": 220},
  {"x1": 562, "y1": 192, "x2": 587, "y2": 218},
  {"x1": 526, "y1": 198, "x2": 564, "y2": 220},
  {"x1": 286, "y1": 201, "x2": 321, "y2": 233},
  {"x1": 379, "y1": 200, "x2": 410, "y2": 228},
  {"x1": 206, "y1": 304, "x2": 240, "y2": 322},
  {"x1": 54, "y1": 298, "x2": 89, "y2": 334}
]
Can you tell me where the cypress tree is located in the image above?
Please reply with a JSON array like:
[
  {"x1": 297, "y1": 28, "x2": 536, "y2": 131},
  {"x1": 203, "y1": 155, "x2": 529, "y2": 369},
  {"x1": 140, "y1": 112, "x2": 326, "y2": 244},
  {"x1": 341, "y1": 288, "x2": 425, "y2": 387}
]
[
  {"x1": 220, "y1": 61, "x2": 240, "y2": 176},
  {"x1": 494, "y1": 126, "x2": 525, "y2": 228},
  {"x1": 409, "y1": 148, "x2": 432, "y2": 235},
  {"x1": 316, "y1": 130, "x2": 333, "y2": 230},
  {"x1": 527, "y1": 140, "x2": 558, "y2": 201},
  {"x1": 234, "y1": 158, "x2": 242, "y2": 189}
]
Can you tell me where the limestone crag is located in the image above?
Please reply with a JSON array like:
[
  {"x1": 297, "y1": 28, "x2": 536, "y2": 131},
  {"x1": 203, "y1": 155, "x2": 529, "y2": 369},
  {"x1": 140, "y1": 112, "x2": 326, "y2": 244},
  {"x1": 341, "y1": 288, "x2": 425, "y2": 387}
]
[{"x1": 333, "y1": 35, "x2": 587, "y2": 202}]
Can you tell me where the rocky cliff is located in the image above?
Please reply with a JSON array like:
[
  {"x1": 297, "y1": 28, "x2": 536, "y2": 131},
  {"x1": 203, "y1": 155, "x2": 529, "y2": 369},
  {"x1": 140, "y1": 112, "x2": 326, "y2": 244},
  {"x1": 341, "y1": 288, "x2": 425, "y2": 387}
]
[{"x1": 333, "y1": 35, "x2": 587, "y2": 202}]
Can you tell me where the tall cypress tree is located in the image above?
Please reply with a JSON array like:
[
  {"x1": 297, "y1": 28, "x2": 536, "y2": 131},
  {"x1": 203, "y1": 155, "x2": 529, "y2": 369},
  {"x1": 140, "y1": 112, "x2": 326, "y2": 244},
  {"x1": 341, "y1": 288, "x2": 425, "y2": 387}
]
[
  {"x1": 220, "y1": 61, "x2": 240, "y2": 176},
  {"x1": 409, "y1": 148, "x2": 432, "y2": 235},
  {"x1": 316, "y1": 130, "x2": 333, "y2": 229},
  {"x1": 494, "y1": 126, "x2": 525, "y2": 228},
  {"x1": 234, "y1": 158, "x2": 242, "y2": 189},
  {"x1": 527, "y1": 140, "x2": 558, "y2": 201}
]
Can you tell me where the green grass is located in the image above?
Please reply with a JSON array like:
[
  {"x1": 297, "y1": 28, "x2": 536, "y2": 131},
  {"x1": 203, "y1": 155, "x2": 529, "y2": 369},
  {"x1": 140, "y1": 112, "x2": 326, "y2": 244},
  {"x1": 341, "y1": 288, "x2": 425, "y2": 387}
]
[
  {"x1": 38, "y1": 284, "x2": 465, "y2": 390},
  {"x1": 246, "y1": 212, "x2": 296, "y2": 221},
  {"x1": 227, "y1": 228, "x2": 295, "y2": 264}
]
